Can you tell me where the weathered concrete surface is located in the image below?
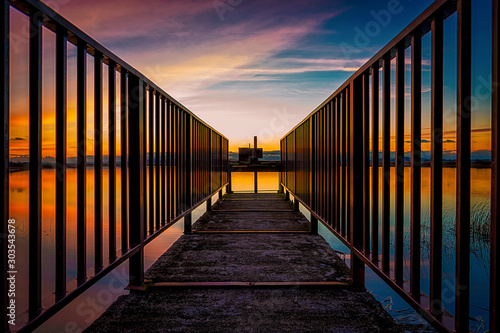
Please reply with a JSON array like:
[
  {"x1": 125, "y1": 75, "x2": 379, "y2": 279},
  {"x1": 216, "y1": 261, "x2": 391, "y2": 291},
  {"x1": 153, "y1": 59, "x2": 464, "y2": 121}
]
[
  {"x1": 85, "y1": 288, "x2": 401, "y2": 333},
  {"x1": 145, "y1": 234, "x2": 350, "y2": 282},
  {"x1": 85, "y1": 193, "x2": 402, "y2": 333}
]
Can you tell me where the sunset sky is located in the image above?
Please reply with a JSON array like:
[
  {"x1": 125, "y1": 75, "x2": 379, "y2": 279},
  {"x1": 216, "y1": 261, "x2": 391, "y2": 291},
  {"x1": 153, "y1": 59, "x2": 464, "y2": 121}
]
[{"x1": 9, "y1": 0, "x2": 493, "y2": 157}]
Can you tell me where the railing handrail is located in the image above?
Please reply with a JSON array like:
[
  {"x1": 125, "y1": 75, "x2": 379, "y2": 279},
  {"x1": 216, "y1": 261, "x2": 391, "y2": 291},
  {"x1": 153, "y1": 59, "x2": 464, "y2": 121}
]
[
  {"x1": 9, "y1": 0, "x2": 227, "y2": 140},
  {"x1": 279, "y1": 0, "x2": 497, "y2": 332},
  {"x1": 2, "y1": 0, "x2": 230, "y2": 332}
]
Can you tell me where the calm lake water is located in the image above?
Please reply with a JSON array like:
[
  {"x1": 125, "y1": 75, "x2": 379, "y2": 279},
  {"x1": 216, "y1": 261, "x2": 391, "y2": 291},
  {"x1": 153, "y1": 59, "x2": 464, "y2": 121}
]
[{"x1": 8, "y1": 167, "x2": 491, "y2": 332}]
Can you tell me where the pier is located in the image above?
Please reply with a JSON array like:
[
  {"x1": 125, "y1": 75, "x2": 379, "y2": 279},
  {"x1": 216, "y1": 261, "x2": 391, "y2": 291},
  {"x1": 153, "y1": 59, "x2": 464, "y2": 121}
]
[
  {"x1": 1, "y1": 0, "x2": 499, "y2": 332},
  {"x1": 85, "y1": 193, "x2": 401, "y2": 333}
]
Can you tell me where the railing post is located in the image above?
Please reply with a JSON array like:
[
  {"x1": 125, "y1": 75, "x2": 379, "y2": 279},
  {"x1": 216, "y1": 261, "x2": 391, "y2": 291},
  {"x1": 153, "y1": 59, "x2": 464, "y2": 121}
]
[
  {"x1": 254, "y1": 172, "x2": 258, "y2": 193},
  {"x1": 350, "y1": 79, "x2": 365, "y2": 290},
  {"x1": 456, "y1": 0, "x2": 471, "y2": 330},
  {"x1": 29, "y1": 12, "x2": 42, "y2": 319},
  {"x1": 94, "y1": 50, "x2": 103, "y2": 273},
  {"x1": 184, "y1": 212, "x2": 192, "y2": 234},
  {"x1": 1, "y1": 1, "x2": 9, "y2": 331},
  {"x1": 55, "y1": 25, "x2": 67, "y2": 300},
  {"x1": 128, "y1": 74, "x2": 145, "y2": 288},
  {"x1": 285, "y1": 190, "x2": 289, "y2": 201},
  {"x1": 120, "y1": 70, "x2": 128, "y2": 254},
  {"x1": 108, "y1": 60, "x2": 117, "y2": 261},
  {"x1": 310, "y1": 214, "x2": 318, "y2": 235},
  {"x1": 77, "y1": 41, "x2": 87, "y2": 283},
  {"x1": 207, "y1": 197, "x2": 212, "y2": 212},
  {"x1": 293, "y1": 196, "x2": 299, "y2": 212}
]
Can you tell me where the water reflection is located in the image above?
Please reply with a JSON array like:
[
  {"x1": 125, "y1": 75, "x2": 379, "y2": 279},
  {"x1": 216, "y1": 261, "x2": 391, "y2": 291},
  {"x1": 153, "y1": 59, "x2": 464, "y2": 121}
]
[{"x1": 9, "y1": 168, "x2": 491, "y2": 331}]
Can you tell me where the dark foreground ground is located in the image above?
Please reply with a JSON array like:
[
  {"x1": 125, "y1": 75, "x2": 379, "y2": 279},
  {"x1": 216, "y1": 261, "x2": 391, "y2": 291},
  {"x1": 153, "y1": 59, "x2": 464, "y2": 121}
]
[{"x1": 85, "y1": 193, "x2": 402, "y2": 333}]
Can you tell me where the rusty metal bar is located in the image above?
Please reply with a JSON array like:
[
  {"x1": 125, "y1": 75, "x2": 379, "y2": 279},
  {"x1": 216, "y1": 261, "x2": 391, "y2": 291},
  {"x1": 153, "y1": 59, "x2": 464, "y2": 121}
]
[
  {"x1": 155, "y1": 92, "x2": 160, "y2": 230},
  {"x1": 142, "y1": 83, "x2": 147, "y2": 237},
  {"x1": 108, "y1": 60, "x2": 117, "y2": 262},
  {"x1": 455, "y1": 1, "x2": 471, "y2": 331},
  {"x1": 362, "y1": 72, "x2": 370, "y2": 255},
  {"x1": 395, "y1": 42, "x2": 405, "y2": 286},
  {"x1": 120, "y1": 70, "x2": 128, "y2": 253},
  {"x1": 430, "y1": 13, "x2": 444, "y2": 320},
  {"x1": 94, "y1": 50, "x2": 103, "y2": 273},
  {"x1": 410, "y1": 28, "x2": 422, "y2": 301},
  {"x1": 371, "y1": 63, "x2": 379, "y2": 263},
  {"x1": 128, "y1": 74, "x2": 145, "y2": 287},
  {"x1": 350, "y1": 78, "x2": 365, "y2": 289},
  {"x1": 77, "y1": 41, "x2": 87, "y2": 283},
  {"x1": 381, "y1": 55, "x2": 391, "y2": 274},
  {"x1": 28, "y1": 13, "x2": 42, "y2": 319},
  {"x1": 341, "y1": 91, "x2": 347, "y2": 238},
  {"x1": 148, "y1": 88, "x2": 154, "y2": 235},
  {"x1": 161, "y1": 96, "x2": 166, "y2": 226},
  {"x1": 55, "y1": 25, "x2": 67, "y2": 299}
]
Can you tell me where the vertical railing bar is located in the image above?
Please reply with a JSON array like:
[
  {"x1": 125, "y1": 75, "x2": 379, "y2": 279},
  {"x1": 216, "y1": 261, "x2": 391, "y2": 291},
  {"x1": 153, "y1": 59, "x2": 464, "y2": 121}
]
[
  {"x1": 155, "y1": 93, "x2": 160, "y2": 230},
  {"x1": 336, "y1": 97, "x2": 341, "y2": 232},
  {"x1": 346, "y1": 87, "x2": 351, "y2": 242},
  {"x1": 382, "y1": 55, "x2": 391, "y2": 274},
  {"x1": 371, "y1": 63, "x2": 380, "y2": 263},
  {"x1": 142, "y1": 83, "x2": 147, "y2": 237},
  {"x1": 28, "y1": 13, "x2": 42, "y2": 318},
  {"x1": 188, "y1": 114, "x2": 192, "y2": 211},
  {"x1": 166, "y1": 99, "x2": 171, "y2": 222},
  {"x1": 76, "y1": 41, "x2": 87, "y2": 283},
  {"x1": 182, "y1": 112, "x2": 185, "y2": 209},
  {"x1": 362, "y1": 71, "x2": 370, "y2": 255},
  {"x1": 324, "y1": 107, "x2": 327, "y2": 219},
  {"x1": 430, "y1": 13, "x2": 444, "y2": 320},
  {"x1": 342, "y1": 91, "x2": 347, "y2": 238},
  {"x1": 321, "y1": 108, "x2": 325, "y2": 218},
  {"x1": 160, "y1": 96, "x2": 166, "y2": 227},
  {"x1": 128, "y1": 74, "x2": 145, "y2": 288},
  {"x1": 326, "y1": 102, "x2": 331, "y2": 225},
  {"x1": 310, "y1": 115, "x2": 315, "y2": 213},
  {"x1": 174, "y1": 106, "x2": 178, "y2": 217},
  {"x1": 120, "y1": 70, "x2": 128, "y2": 253},
  {"x1": 0, "y1": 1, "x2": 8, "y2": 330},
  {"x1": 314, "y1": 114, "x2": 318, "y2": 212},
  {"x1": 491, "y1": 0, "x2": 499, "y2": 331},
  {"x1": 332, "y1": 99, "x2": 337, "y2": 230},
  {"x1": 395, "y1": 42, "x2": 405, "y2": 286},
  {"x1": 350, "y1": 78, "x2": 365, "y2": 289},
  {"x1": 108, "y1": 60, "x2": 116, "y2": 262},
  {"x1": 410, "y1": 28, "x2": 422, "y2": 301},
  {"x1": 148, "y1": 88, "x2": 154, "y2": 235},
  {"x1": 94, "y1": 50, "x2": 103, "y2": 273},
  {"x1": 55, "y1": 25, "x2": 67, "y2": 299},
  {"x1": 455, "y1": 0, "x2": 471, "y2": 331}
]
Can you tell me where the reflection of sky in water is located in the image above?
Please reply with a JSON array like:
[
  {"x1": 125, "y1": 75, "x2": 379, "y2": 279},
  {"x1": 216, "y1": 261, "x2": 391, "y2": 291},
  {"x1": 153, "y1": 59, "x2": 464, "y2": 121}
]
[{"x1": 9, "y1": 167, "x2": 491, "y2": 331}]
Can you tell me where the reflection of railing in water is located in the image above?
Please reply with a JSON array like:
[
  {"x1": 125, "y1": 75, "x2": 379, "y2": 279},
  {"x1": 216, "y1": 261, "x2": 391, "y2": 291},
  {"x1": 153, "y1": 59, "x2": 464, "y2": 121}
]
[
  {"x1": 0, "y1": 1, "x2": 228, "y2": 331},
  {"x1": 280, "y1": 1, "x2": 499, "y2": 332}
]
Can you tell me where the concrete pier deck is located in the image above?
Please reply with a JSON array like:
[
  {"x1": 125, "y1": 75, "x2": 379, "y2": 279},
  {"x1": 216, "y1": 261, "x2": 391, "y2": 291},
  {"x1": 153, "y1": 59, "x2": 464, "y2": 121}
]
[{"x1": 85, "y1": 193, "x2": 402, "y2": 332}]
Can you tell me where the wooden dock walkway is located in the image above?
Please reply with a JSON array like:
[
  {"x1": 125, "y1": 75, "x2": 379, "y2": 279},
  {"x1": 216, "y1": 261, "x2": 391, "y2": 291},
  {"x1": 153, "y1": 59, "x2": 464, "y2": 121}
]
[{"x1": 85, "y1": 193, "x2": 402, "y2": 332}]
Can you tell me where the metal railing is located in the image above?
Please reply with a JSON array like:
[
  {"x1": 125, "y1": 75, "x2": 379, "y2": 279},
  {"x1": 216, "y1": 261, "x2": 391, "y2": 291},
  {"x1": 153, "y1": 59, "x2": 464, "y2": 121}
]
[
  {"x1": 1, "y1": 0, "x2": 228, "y2": 331},
  {"x1": 280, "y1": 0, "x2": 498, "y2": 332}
]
